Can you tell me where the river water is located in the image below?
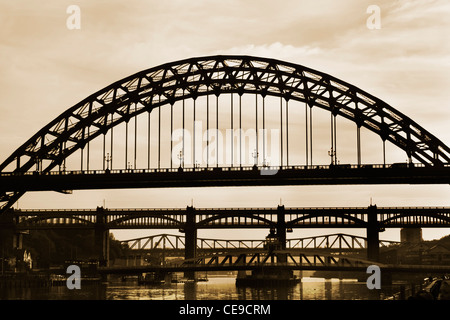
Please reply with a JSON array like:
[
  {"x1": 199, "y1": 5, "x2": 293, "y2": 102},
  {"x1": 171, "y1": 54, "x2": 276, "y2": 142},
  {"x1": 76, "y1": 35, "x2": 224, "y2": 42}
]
[{"x1": 0, "y1": 274, "x2": 408, "y2": 300}]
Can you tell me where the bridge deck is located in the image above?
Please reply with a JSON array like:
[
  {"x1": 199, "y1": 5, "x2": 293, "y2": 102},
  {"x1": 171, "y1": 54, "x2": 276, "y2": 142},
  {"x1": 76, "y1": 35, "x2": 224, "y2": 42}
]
[
  {"x1": 1, "y1": 165, "x2": 450, "y2": 193},
  {"x1": 10, "y1": 205, "x2": 450, "y2": 229}
]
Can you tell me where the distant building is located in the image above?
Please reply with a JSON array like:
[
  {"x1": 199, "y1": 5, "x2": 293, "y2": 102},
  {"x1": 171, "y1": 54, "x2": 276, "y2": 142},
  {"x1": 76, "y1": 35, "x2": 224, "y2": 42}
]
[
  {"x1": 23, "y1": 250, "x2": 32, "y2": 270},
  {"x1": 400, "y1": 228, "x2": 423, "y2": 243}
]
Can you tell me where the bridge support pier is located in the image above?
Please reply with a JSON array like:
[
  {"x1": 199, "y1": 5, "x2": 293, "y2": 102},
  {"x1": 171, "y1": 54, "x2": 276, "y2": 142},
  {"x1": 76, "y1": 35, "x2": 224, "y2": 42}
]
[
  {"x1": 277, "y1": 205, "x2": 287, "y2": 264},
  {"x1": 0, "y1": 209, "x2": 15, "y2": 272},
  {"x1": 95, "y1": 207, "x2": 110, "y2": 267},
  {"x1": 0, "y1": 209, "x2": 25, "y2": 272},
  {"x1": 366, "y1": 205, "x2": 380, "y2": 262},
  {"x1": 183, "y1": 206, "x2": 197, "y2": 280}
]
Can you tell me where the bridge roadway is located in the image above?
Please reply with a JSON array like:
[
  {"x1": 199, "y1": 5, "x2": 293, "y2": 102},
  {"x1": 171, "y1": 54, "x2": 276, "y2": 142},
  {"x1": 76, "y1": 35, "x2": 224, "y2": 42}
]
[
  {"x1": 1, "y1": 164, "x2": 450, "y2": 193},
  {"x1": 99, "y1": 263, "x2": 450, "y2": 275},
  {"x1": 5, "y1": 205, "x2": 450, "y2": 272},
  {"x1": 97, "y1": 250, "x2": 450, "y2": 275},
  {"x1": 121, "y1": 233, "x2": 400, "y2": 255}
]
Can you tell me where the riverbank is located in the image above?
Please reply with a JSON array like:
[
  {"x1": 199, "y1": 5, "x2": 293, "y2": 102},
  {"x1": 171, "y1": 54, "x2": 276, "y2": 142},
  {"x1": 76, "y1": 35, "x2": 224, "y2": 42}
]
[{"x1": 0, "y1": 273, "x2": 101, "y2": 288}]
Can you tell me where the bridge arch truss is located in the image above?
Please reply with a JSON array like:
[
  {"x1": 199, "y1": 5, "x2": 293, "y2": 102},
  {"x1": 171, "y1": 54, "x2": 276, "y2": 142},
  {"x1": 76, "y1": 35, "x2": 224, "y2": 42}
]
[{"x1": 2, "y1": 55, "x2": 450, "y2": 213}]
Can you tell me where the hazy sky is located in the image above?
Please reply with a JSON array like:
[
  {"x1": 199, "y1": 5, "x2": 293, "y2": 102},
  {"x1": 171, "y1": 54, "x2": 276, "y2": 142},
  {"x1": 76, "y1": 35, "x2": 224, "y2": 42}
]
[{"x1": 1, "y1": 0, "x2": 449, "y2": 242}]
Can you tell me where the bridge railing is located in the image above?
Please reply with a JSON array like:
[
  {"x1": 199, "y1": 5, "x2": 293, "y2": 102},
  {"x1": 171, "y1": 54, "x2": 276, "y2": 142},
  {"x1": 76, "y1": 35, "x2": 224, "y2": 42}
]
[
  {"x1": 1, "y1": 162, "x2": 440, "y2": 176},
  {"x1": 198, "y1": 239, "x2": 266, "y2": 250}
]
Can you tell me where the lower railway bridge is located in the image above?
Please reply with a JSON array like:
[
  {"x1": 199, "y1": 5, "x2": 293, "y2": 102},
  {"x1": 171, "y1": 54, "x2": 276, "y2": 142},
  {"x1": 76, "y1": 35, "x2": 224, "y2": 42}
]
[
  {"x1": 1, "y1": 205, "x2": 449, "y2": 271},
  {"x1": 118, "y1": 232, "x2": 400, "y2": 267}
]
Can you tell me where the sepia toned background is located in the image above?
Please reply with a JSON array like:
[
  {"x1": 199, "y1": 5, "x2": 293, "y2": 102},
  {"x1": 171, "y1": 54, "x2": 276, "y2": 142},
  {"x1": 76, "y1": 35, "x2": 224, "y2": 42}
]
[{"x1": 1, "y1": 0, "x2": 449, "y2": 242}]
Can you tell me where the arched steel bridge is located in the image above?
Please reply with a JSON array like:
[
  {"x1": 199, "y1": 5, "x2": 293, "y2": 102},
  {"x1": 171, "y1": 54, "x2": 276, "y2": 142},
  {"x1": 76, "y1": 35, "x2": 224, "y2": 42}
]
[
  {"x1": 120, "y1": 233, "x2": 400, "y2": 253},
  {"x1": 1, "y1": 55, "x2": 450, "y2": 214},
  {"x1": 100, "y1": 250, "x2": 450, "y2": 275},
  {"x1": 8, "y1": 206, "x2": 450, "y2": 230}
]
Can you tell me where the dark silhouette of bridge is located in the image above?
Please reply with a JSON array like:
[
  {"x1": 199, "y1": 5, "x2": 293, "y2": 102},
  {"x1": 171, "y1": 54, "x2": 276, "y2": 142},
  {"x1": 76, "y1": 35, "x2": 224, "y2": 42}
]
[
  {"x1": 120, "y1": 232, "x2": 400, "y2": 254},
  {"x1": 4, "y1": 205, "x2": 450, "y2": 269},
  {"x1": 1, "y1": 55, "x2": 450, "y2": 212},
  {"x1": 1, "y1": 55, "x2": 449, "y2": 279},
  {"x1": 98, "y1": 251, "x2": 450, "y2": 276},
  {"x1": 118, "y1": 232, "x2": 400, "y2": 272}
]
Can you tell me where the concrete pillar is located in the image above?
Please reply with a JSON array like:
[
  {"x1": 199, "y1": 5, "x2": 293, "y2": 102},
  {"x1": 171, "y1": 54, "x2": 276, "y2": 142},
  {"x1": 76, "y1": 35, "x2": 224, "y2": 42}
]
[
  {"x1": 366, "y1": 205, "x2": 380, "y2": 262},
  {"x1": 184, "y1": 206, "x2": 197, "y2": 280},
  {"x1": 277, "y1": 205, "x2": 287, "y2": 265},
  {"x1": 13, "y1": 233, "x2": 23, "y2": 250},
  {"x1": 95, "y1": 207, "x2": 109, "y2": 267},
  {"x1": 400, "y1": 228, "x2": 423, "y2": 243}
]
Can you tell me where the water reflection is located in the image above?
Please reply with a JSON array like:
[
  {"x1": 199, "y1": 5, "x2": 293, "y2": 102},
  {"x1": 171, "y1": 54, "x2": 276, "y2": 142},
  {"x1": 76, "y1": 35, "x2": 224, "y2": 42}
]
[{"x1": 0, "y1": 276, "x2": 398, "y2": 300}]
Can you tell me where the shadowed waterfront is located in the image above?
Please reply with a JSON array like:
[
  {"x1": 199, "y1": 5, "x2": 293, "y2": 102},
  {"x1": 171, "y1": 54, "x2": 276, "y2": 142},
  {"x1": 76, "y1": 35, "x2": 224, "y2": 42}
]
[{"x1": 0, "y1": 275, "x2": 416, "y2": 300}]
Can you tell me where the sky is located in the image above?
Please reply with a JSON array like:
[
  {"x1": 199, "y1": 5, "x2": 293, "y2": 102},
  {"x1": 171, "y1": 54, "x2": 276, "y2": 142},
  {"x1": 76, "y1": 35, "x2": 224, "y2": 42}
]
[{"x1": 1, "y1": 0, "x2": 449, "y2": 242}]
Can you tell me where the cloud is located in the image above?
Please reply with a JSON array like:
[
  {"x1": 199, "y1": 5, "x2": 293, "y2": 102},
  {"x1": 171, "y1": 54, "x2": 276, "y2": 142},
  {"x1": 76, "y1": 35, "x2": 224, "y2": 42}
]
[{"x1": 1, "y1": 1, "x2": 449, "y2": 242}]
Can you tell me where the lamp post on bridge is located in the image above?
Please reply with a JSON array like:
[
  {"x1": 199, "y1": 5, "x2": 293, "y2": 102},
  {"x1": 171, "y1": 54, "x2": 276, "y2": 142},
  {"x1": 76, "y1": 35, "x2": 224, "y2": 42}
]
[{"x1": 94, "y1": 207, "x2": 109, "y2": 268}]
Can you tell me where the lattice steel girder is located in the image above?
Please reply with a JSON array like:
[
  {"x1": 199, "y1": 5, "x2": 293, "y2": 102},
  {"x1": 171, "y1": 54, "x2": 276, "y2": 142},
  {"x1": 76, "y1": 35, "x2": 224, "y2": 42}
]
[
  {"x1": 1, "y1": 55, "x2": 450, "y2": 213},
  {"x1": 176, "y1": 250, "x2": 379, "y2": 269},
  {"x1": 2, "y1": 165, "x2": 450, "y2": 198},
  {"x1": 98, "y1": 262, "x2": 450, "y2": 275}
]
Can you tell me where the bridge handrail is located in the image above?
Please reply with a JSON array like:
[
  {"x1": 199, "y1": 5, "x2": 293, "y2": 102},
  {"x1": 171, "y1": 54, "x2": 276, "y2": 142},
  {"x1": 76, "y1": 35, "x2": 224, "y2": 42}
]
[
  {"x1": 16, "y1": 208, "x2": 98, "y2": 213},
  {"x1": 161, "y1": 250, "x2": 387, "y2": 268},
  {"x1": 0, "y1": 162, "x2": 441, "y2": 176}
]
